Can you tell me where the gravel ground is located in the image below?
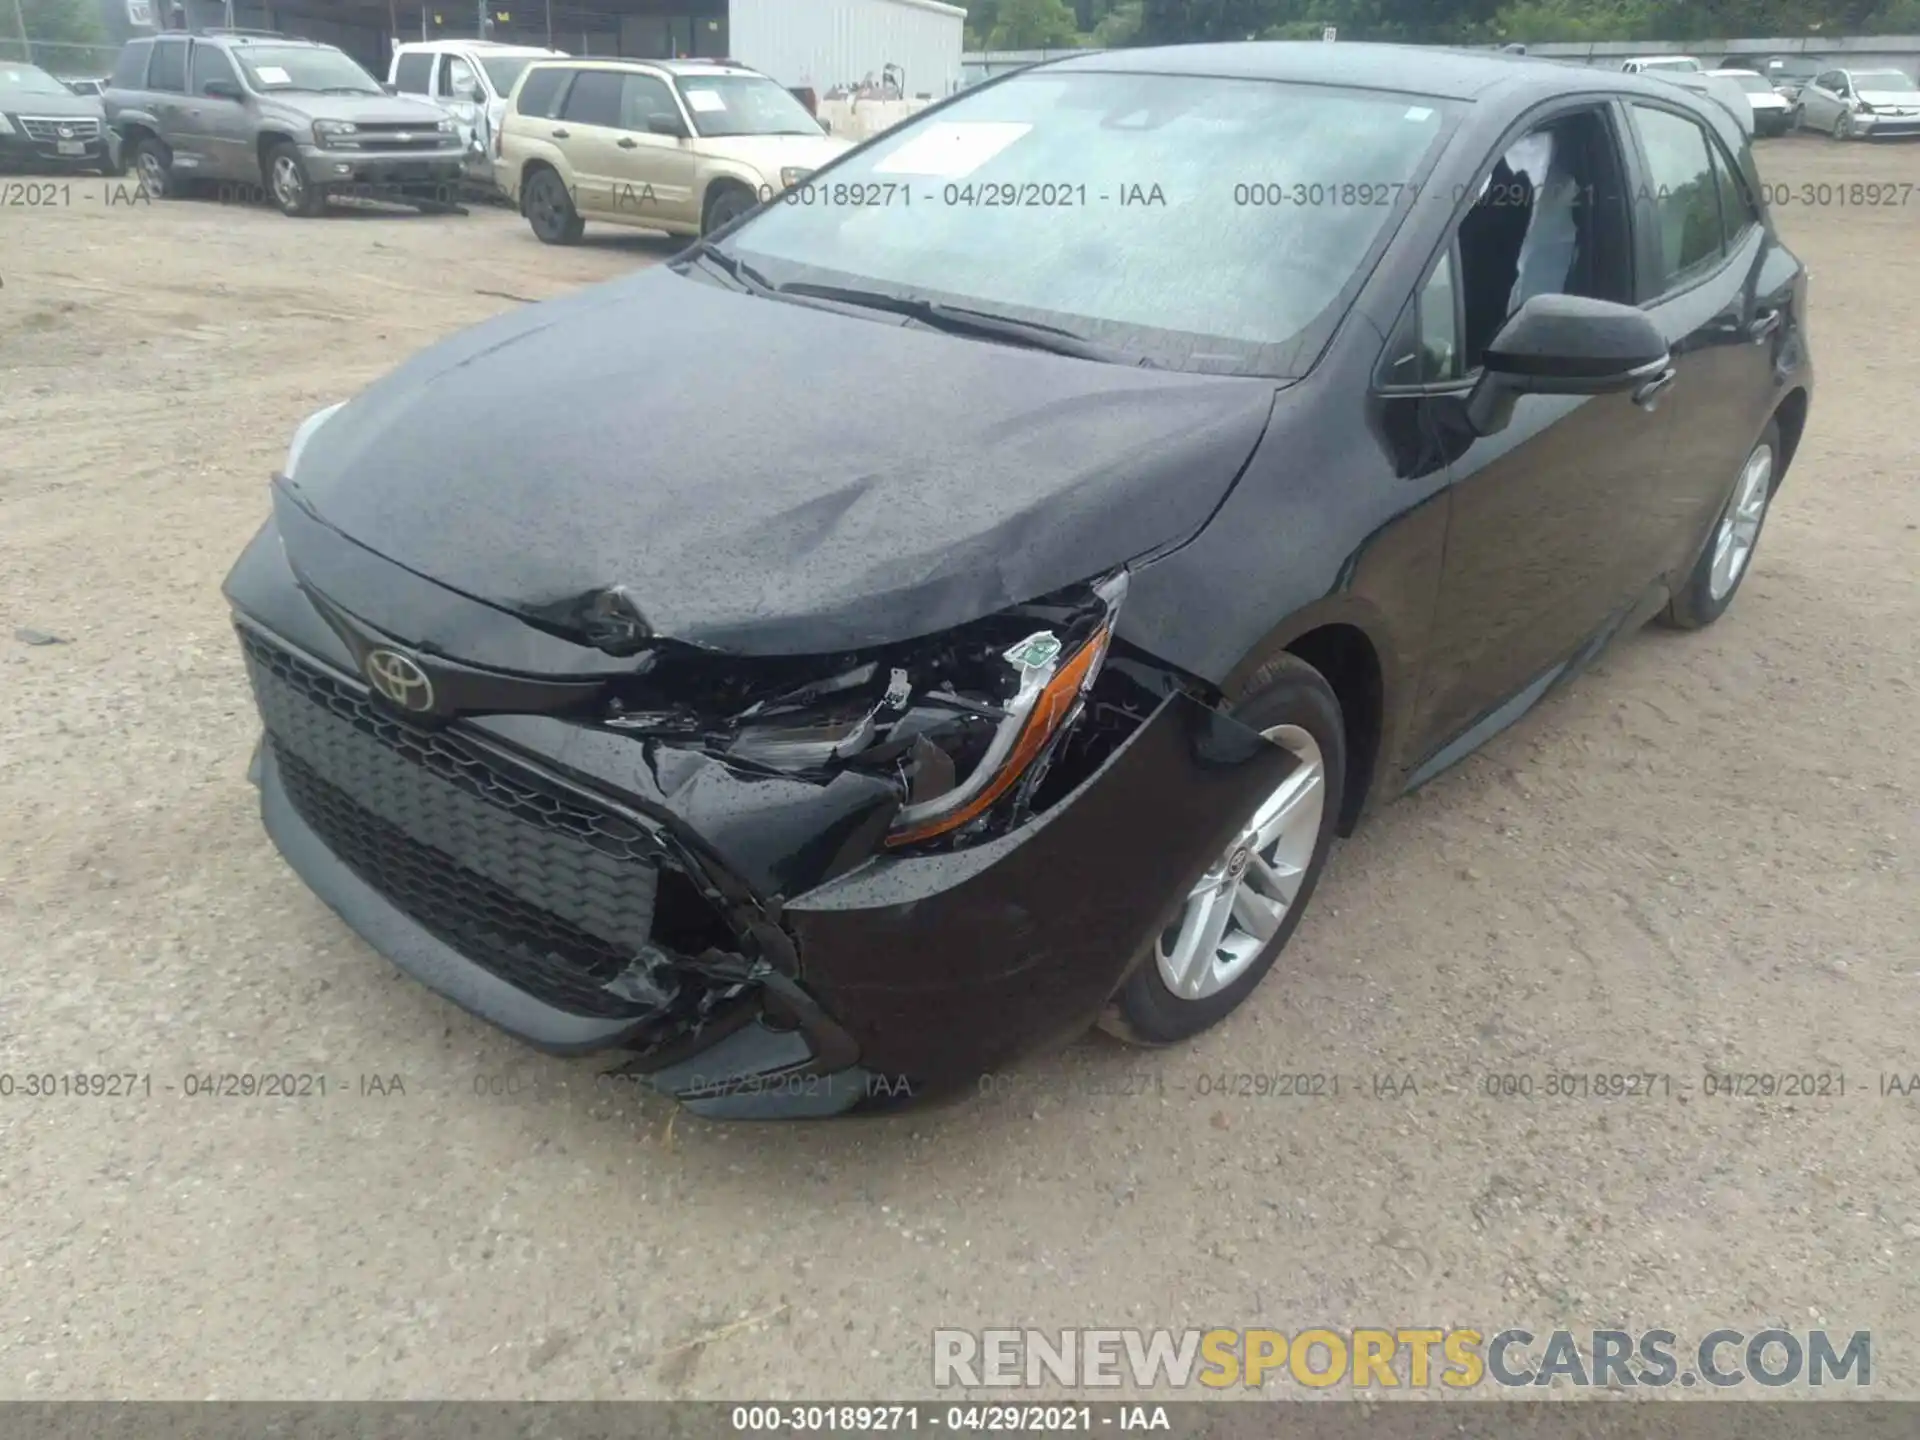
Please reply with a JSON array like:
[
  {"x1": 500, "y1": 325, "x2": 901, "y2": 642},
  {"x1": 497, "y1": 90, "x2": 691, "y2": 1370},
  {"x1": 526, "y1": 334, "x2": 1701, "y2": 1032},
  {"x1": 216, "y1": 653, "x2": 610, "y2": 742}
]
[{"x1": 1, "y1": 139, "x2": 1916, "y2": 1402}]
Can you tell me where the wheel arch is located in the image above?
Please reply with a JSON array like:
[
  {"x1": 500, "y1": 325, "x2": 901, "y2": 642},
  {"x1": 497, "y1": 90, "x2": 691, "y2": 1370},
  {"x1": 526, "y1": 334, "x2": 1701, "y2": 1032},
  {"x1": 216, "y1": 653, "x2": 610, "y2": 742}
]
[
  {"x1": 256, "y1": 129, "x2": 301, "y2": 176},
  {"x1": 700, "y1": 170, "x2": 761, "y2": 225},
  {"x1": 1770, "y1": 386, "x2": 1810, "y2": 493},
  {"x1": 1221, "y1": 601, "x2": 1399, "y2": 838},
  {"x1": 518, "y1": 157, "x2": 561, "y2": 214}
]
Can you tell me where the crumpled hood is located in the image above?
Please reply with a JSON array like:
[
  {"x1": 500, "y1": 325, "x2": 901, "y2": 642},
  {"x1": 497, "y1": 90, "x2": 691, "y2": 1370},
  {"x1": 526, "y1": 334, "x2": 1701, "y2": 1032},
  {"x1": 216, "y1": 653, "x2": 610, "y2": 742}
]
[{"x1": 284, "y1": 265, "x2": 1280, "y2": 656}]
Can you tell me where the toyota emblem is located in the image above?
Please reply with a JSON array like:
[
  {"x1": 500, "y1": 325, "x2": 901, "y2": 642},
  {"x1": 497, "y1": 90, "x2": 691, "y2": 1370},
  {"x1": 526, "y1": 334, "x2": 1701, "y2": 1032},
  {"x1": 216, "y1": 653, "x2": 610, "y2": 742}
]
[{"x1": 363, "y1": 648, "x2": 435, "y2": 713}]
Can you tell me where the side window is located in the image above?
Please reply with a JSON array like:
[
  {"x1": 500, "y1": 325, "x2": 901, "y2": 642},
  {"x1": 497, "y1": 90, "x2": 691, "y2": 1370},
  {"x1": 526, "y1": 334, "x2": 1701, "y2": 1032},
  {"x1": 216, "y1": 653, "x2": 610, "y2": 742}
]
[
  {"x1": 617, "y1": 73, "x2": 677, "y2": 131},
  {"x1": 1453, "y1": 108, "x2": 1633, "y2": 371},
  {"x1": 1816, "y1": 71, "x2": 1842, "y2": 92},
  {"x1": 1629, "y1": 104, "x2": 1725, "y2": 293},
  {"x1": 514, "y1": 65, "x2": 567, "y2": 118},
  {"x1": 560, "y1": 69, "x2": 623, "y2": 127},
  {"x1": 440, "y1": 54, "x2": 477, "y2": 99},
  {"x1": 111, "y1": 40, "x2": 153, "y2": 88},
  {"x1": 146, "y1": 37, "x2": 187, "y2": 93},
  {"x1": 393, "y1": 52, "x2": 432, "y2": 94},
  {"x1": 189, "y1": 44, "x2": 238, "y2": 95},
  {"x1": 1710, "y1": 142, "x2": 1757, "y2": 249},
  {"x1": 1378, "y1": 248, "x2": 1461, "y2": 388}
]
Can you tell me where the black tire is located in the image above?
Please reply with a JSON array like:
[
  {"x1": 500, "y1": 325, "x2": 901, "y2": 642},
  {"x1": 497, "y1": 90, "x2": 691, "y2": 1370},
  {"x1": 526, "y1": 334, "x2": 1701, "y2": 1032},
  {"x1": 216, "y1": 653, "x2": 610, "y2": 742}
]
[
  {"x1": 1099, "y1": 653, "x2": 1346, "y2": 1047},
  {"x1": 1831, "y1": 110, "x2": 1852, "y2": 141},
  {"x1": 264, "y1": 141, "x2": 327, "y2": 217},
  {"x1": 132, "y1": 137, "x2": 175, "y2": 198},
  {"x1": 702, "y1": 182, "x2": 755, "y2": 236},
  {"x1": 1661, "y1": 418, "x2": 1782, "y2": 631},
  {"x1": 524, "y1": 168, "x2": 584, "y2": 244}
]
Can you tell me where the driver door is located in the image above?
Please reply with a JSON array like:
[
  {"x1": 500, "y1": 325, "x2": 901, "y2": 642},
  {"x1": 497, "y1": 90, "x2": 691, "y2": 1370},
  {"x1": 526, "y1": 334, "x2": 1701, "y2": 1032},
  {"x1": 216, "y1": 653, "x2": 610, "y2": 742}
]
[{"x1": 435, "y1": 52, "x2": 483, "y2": 163}]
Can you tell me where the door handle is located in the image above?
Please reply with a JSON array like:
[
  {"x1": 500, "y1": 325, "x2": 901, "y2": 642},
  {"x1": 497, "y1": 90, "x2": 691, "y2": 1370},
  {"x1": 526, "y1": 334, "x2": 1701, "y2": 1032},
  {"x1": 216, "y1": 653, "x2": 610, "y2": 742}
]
[
  {"x1": 616, "y1": 136, "x2": 637, "y2": 148},
  {"x1": 551, "y1": 127, "x2": 570, "y2": 139},
  {"x1": 1748, "y1": 308, "x2": 1782, "y2": 344},
  {"x1": 1631, "y1": 367, "x2": 1678, "y2": 411}
]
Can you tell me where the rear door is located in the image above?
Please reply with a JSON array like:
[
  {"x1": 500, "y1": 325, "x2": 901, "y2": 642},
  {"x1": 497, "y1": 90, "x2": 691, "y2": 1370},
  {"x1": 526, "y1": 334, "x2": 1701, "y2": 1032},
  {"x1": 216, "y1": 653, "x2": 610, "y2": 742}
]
[
  {"x1": 143, "y1": 35, "x2": 191, "y2": 159},
  {"x1": 1620, "y1": 99, "x2": 1782, "y2": 582},
  {"x1": 1801, "y1": 71, "x2": 1843, "y2": 128}
]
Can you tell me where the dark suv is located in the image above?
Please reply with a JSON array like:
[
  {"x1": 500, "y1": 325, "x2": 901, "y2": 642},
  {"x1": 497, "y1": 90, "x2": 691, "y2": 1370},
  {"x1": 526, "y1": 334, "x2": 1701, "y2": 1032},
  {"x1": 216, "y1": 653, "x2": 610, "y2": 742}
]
[
  {"x1": 0, "y1": 60, "x2": 120, "y2": 174},
  {"x1": 104, "y1": 29, "x2": 465, "y2": 215}
]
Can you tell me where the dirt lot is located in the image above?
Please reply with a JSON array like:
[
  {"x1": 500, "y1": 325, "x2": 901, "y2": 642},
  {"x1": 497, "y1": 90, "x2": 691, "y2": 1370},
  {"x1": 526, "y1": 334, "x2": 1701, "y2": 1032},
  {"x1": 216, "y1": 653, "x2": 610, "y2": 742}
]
[{"x1": 1, "y1": 139, "x2": 1917, "y2": 1402}]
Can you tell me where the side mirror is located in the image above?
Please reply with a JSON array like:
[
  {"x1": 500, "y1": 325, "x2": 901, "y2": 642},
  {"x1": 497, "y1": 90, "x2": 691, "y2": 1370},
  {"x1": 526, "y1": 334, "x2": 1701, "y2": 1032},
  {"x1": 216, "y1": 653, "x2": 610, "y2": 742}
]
[
  {"x1": 203, "y1": 79, "x2": 243, "y2": 100},
  {"x1": 381, "y1": 81, "x2": 398, "y2": 95},
  {"x1": 1465, "y1": 293, "x2": 1672, "y2": 436},
  {"x1": 647, "y1": 112, "x2": 688, "y2": 138},
  {"x1": 469, "y1": 84, "x2": 487, "y2": 104},
  {"x1": 819, "y1": 117, "x2": 832, "y2": 134}
]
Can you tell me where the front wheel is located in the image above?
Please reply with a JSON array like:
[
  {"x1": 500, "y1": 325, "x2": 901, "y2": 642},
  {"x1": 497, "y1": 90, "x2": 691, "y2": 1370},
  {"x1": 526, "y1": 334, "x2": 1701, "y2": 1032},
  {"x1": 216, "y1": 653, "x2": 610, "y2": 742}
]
[
  {"x1": 1100, "y1": 654, "x2": 1346, "y2": 1047},
  {"x1": 1832, "y1": 110, "x2": 1854, "y2": 140},
  {"x1": 1661, "y1": 419, "x2": 1780, "y2": 631},
  {"x1": 132, "y1": 137, "x2": 175, "y2": 198},
  {"x1": 701, "y1": 183, "x2": 755, "y2": 235},
  {"x1": 524, "y1": 168, "x2": 583, "y2": 244},
  {"x1": 266, "y1": 142, "x2": 327, "y2": 217}
]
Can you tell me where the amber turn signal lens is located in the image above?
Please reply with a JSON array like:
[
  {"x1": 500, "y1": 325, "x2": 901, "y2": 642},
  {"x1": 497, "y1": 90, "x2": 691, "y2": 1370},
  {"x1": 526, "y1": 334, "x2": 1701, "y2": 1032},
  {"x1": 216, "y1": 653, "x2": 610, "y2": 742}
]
[{"x1": 884, "y1": 623, "x2": 1111, "y2": 848}]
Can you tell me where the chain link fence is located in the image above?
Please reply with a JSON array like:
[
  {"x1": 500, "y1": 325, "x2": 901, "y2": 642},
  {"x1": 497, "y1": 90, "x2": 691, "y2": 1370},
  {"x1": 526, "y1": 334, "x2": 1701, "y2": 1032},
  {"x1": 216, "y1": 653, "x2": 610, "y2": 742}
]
[{"x1": 0, "y1": 39, "x2": 123, "y2": 79}]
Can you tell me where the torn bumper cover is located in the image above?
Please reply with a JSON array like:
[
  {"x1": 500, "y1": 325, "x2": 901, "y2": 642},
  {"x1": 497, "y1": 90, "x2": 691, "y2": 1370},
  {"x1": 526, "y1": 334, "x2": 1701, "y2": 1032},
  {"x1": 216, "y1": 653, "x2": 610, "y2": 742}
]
[{"x1": 227, "y1": 526, "x2": 1295, "y2": 1119}]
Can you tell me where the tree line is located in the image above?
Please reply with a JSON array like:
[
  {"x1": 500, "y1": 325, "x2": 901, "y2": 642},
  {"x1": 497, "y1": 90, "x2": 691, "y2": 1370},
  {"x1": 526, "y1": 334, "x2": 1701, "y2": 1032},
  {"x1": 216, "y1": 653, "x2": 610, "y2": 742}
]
[{"x1": 969, "y1": 0, "x2": 1920, "y2": 51}]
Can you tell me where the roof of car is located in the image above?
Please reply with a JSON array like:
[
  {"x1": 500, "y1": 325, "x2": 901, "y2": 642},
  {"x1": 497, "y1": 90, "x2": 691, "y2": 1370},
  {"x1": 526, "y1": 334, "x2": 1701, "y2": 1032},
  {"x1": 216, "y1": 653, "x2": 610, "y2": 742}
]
[
  {"x1": 394, "y1": 40, "x2": 564, "y2": 54},
  {"x1": 1033, "y1": 41, "x2": 1690, "y2": 102},
  {"x1": 527, "y1": 56, "x2": 766, "y2": 78}
]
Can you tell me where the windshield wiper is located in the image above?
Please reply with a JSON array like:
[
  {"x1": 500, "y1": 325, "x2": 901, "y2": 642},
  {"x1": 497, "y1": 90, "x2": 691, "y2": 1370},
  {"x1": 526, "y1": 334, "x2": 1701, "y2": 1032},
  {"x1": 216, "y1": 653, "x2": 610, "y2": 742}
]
[
  {"x1": 673, "y1": 242, "x2": 777, "y2": 296},
  {"x1": 771, "y1": 282, "x2": 1154, "y2": 366},
  {"x1": 320, "y1": 86, "x2": 380, "y2": 95}
]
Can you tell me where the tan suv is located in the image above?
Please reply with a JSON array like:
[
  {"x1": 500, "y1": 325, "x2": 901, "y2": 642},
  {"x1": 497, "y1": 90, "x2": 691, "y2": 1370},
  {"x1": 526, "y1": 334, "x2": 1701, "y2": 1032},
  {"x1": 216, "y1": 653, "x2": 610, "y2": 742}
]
[{"x1": 498, "y1": 57, "x2": 851, "y2": 244}]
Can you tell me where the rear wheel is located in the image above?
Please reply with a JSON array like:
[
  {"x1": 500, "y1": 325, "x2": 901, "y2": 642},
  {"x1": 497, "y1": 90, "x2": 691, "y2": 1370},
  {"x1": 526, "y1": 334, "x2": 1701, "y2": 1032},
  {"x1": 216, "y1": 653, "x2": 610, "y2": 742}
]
[
  {"x1": 1100, "y1": 654, "x2": 1345, "y2": 1046},
  {"x1": 1662, "y1": 419, "x2": 1780, "y2": 631},
  {"x1": 524, "y1": 168, "x2": 583, "y2": 244}
]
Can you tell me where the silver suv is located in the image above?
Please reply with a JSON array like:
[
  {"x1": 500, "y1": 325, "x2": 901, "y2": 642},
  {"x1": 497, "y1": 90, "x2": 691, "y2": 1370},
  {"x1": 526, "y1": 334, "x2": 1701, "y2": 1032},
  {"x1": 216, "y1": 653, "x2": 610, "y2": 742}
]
[{"x1": 104, "y1": 29, "x2": 465, "y2": 216}]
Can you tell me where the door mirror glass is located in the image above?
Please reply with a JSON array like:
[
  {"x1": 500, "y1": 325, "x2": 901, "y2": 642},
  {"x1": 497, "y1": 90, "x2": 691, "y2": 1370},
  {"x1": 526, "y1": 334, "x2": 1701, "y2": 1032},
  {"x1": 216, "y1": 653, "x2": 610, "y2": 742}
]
[
  {"x1": 647, "y1": 111, "x2": 687, "y2": 137},
  {"x1": 1465, "y1": 293, "x2": 1670, "y2": 434},
  {"x1": 470, "y1": 84, "x2": 487, "y2": 104}
]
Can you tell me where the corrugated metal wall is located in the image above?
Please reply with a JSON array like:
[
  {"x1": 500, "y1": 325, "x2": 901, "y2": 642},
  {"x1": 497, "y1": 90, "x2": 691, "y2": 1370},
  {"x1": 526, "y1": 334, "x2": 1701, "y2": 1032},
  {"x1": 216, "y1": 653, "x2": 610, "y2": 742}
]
[{"x1": 729, "y1": 0, "x2": 964, "y2": 98}]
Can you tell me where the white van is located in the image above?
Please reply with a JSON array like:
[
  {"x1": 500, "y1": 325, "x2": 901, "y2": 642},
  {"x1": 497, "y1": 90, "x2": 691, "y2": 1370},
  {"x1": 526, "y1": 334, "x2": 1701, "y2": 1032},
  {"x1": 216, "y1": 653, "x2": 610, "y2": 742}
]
[{"x1": 389, "y1": 39, "x2": 567, "y2": 190}]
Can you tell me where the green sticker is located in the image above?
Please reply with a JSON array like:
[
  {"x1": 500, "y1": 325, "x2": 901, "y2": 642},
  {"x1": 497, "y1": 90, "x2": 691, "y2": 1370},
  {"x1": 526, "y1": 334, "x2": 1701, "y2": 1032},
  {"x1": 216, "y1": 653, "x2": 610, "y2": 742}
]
[{"x1": 1004, "y1": 631, "x2": 1062, "y2": 672}]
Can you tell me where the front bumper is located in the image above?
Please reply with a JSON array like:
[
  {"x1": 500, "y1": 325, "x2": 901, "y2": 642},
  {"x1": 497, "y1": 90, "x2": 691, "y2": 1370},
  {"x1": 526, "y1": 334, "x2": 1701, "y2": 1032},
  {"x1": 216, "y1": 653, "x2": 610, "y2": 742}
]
[
  {"x1": 1854, "y1": 114, "x2": 1920, "y2": 138},
  {"x1": 0, "y1": 132, "x2": 110, "y2": 169},
  {"x1": 298, "y1": 143, "x2": 465, "y2": 190},
  {"x1": 228, "y1": 529, "x2": 1292, "y2": 1119}
]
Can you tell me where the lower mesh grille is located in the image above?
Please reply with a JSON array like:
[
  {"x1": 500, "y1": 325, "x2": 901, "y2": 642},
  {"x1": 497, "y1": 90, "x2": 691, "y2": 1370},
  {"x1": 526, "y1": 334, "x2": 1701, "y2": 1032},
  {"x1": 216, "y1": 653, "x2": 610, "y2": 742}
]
[{"x1": 240, "y1": 626, "x2": 691, "y2": 1022}]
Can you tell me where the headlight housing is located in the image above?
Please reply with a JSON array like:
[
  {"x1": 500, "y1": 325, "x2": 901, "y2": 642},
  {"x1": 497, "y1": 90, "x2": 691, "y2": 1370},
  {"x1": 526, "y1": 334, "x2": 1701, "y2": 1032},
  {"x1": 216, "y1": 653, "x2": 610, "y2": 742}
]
[
  {"x1": 437, "y1": 118, "x2": 456, "y2": 132},
  {"x1": 282, "y1": 401, "x2": 345, "y2": 479},
  {"x1": 312, "y1": 119, "x2": 359, "y2": 146},
  {"x1": 779, "y1": 166, "x2": 812, "y2": 191},
  {"x1": 0, "y1": 115, "x2": 14, "y2": 136},
  {"x1": 600, "y1": 570, "x2": 1130, "y2": 851}
]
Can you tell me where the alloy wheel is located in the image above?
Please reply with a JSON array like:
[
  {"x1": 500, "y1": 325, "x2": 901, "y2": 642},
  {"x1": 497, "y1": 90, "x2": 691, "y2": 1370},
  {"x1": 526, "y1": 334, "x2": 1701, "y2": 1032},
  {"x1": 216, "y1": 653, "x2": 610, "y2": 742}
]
[
  {"x1": 1708, "y1": 443, "x2": 1773, "y2": 602},
  {"x1": 272, "y1": 154, "x2": 306, "y2": 211},
  {"x1": 1154, "y1": 724, "x2": 1326, "y2": 1001},
  {"x1": 136, "y1": 148, "x2": 167, "y2": 197},
  {"x1": 1833, "y1": 111, "x2": 1853, "y2": 139}
]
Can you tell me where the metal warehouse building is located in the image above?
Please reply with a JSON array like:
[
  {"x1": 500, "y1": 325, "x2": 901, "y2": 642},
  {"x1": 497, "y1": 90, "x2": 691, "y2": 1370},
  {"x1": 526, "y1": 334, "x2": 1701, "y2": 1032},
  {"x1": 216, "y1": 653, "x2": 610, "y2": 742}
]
[{"x1": 101, "y1": 0, "x2": 965, "y2": 97}]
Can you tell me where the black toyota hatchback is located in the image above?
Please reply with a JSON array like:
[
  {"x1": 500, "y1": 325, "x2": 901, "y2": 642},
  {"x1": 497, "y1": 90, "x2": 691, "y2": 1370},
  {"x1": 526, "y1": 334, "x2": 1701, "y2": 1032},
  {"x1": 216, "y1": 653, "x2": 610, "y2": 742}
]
[{"x1": 227, "y1": 43, "x2": 1811, "y2": 1118}]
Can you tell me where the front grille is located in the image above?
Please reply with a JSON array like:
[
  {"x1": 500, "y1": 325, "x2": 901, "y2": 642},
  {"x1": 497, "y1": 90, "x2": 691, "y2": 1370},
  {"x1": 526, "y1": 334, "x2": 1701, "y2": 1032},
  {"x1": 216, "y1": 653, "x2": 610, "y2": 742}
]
[
  {"x1": 351, "y1": 123, "x2": 455, "y2": 151},
  {"x1": 20, "y1": 117, "x2": 101, "y2": 142},
  {"x1": 241, "y1": 628, "x2": 687, "y2": 1021}
]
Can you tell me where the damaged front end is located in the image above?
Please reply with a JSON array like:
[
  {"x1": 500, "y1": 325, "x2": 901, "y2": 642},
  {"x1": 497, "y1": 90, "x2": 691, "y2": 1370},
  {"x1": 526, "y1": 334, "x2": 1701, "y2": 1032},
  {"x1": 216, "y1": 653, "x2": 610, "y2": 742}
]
[{"x1": 232, "y1": 519, "x2": 1292, "y2": 1119}]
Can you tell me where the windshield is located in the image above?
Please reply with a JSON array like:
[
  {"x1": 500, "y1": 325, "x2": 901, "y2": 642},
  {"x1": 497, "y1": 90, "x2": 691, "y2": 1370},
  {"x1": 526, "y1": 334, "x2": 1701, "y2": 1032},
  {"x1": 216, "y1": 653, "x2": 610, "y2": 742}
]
[
  {"x1": 1852, "y1": 70, "x2": 1918, "y2": 91},
  {"x1": 1725, "y1": 73, "x2": 1776, "y2": 94},
  {"x1": 480, "y1": 55, "x2": 542, "y2": 95},
  {"x1": 235, "y1": 45, "x2": 382, "y2": 94},
  {"x1": 713, "y1": 70, "x2": 1454, "y2": 377},
  {"x1": 675, "y1": 73, "x2": 822, "y2": 137},
  {"x1": 0, "y1": 64, "x2": 73, "y2": 97}
]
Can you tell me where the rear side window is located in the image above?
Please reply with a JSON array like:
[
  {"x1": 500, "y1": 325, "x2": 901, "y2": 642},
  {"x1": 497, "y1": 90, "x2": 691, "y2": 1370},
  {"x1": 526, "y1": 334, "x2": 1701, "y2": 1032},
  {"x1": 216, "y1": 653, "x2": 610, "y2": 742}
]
[
  {"x1": 560, "y1": 69, "x2": 623, "y2": 128},
  {"x1": 146, "y1": 37, "x2": 187, "y2": 93},
  {"x1": 1629, "y1": 104, "x2": 1723, "y2": 293},
  {"x1": 111, "y1": 40, "x2": 152, "y2": 89},
  {"x1": 514, "y1": 64, "x2": 567, "y2": 117},
  {"x1": 394, "y1": 52, "x2": 432, "y2": 94},
  {"x1": 1710, "y1": 143, "x2": 1758, "y2": 249}
]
